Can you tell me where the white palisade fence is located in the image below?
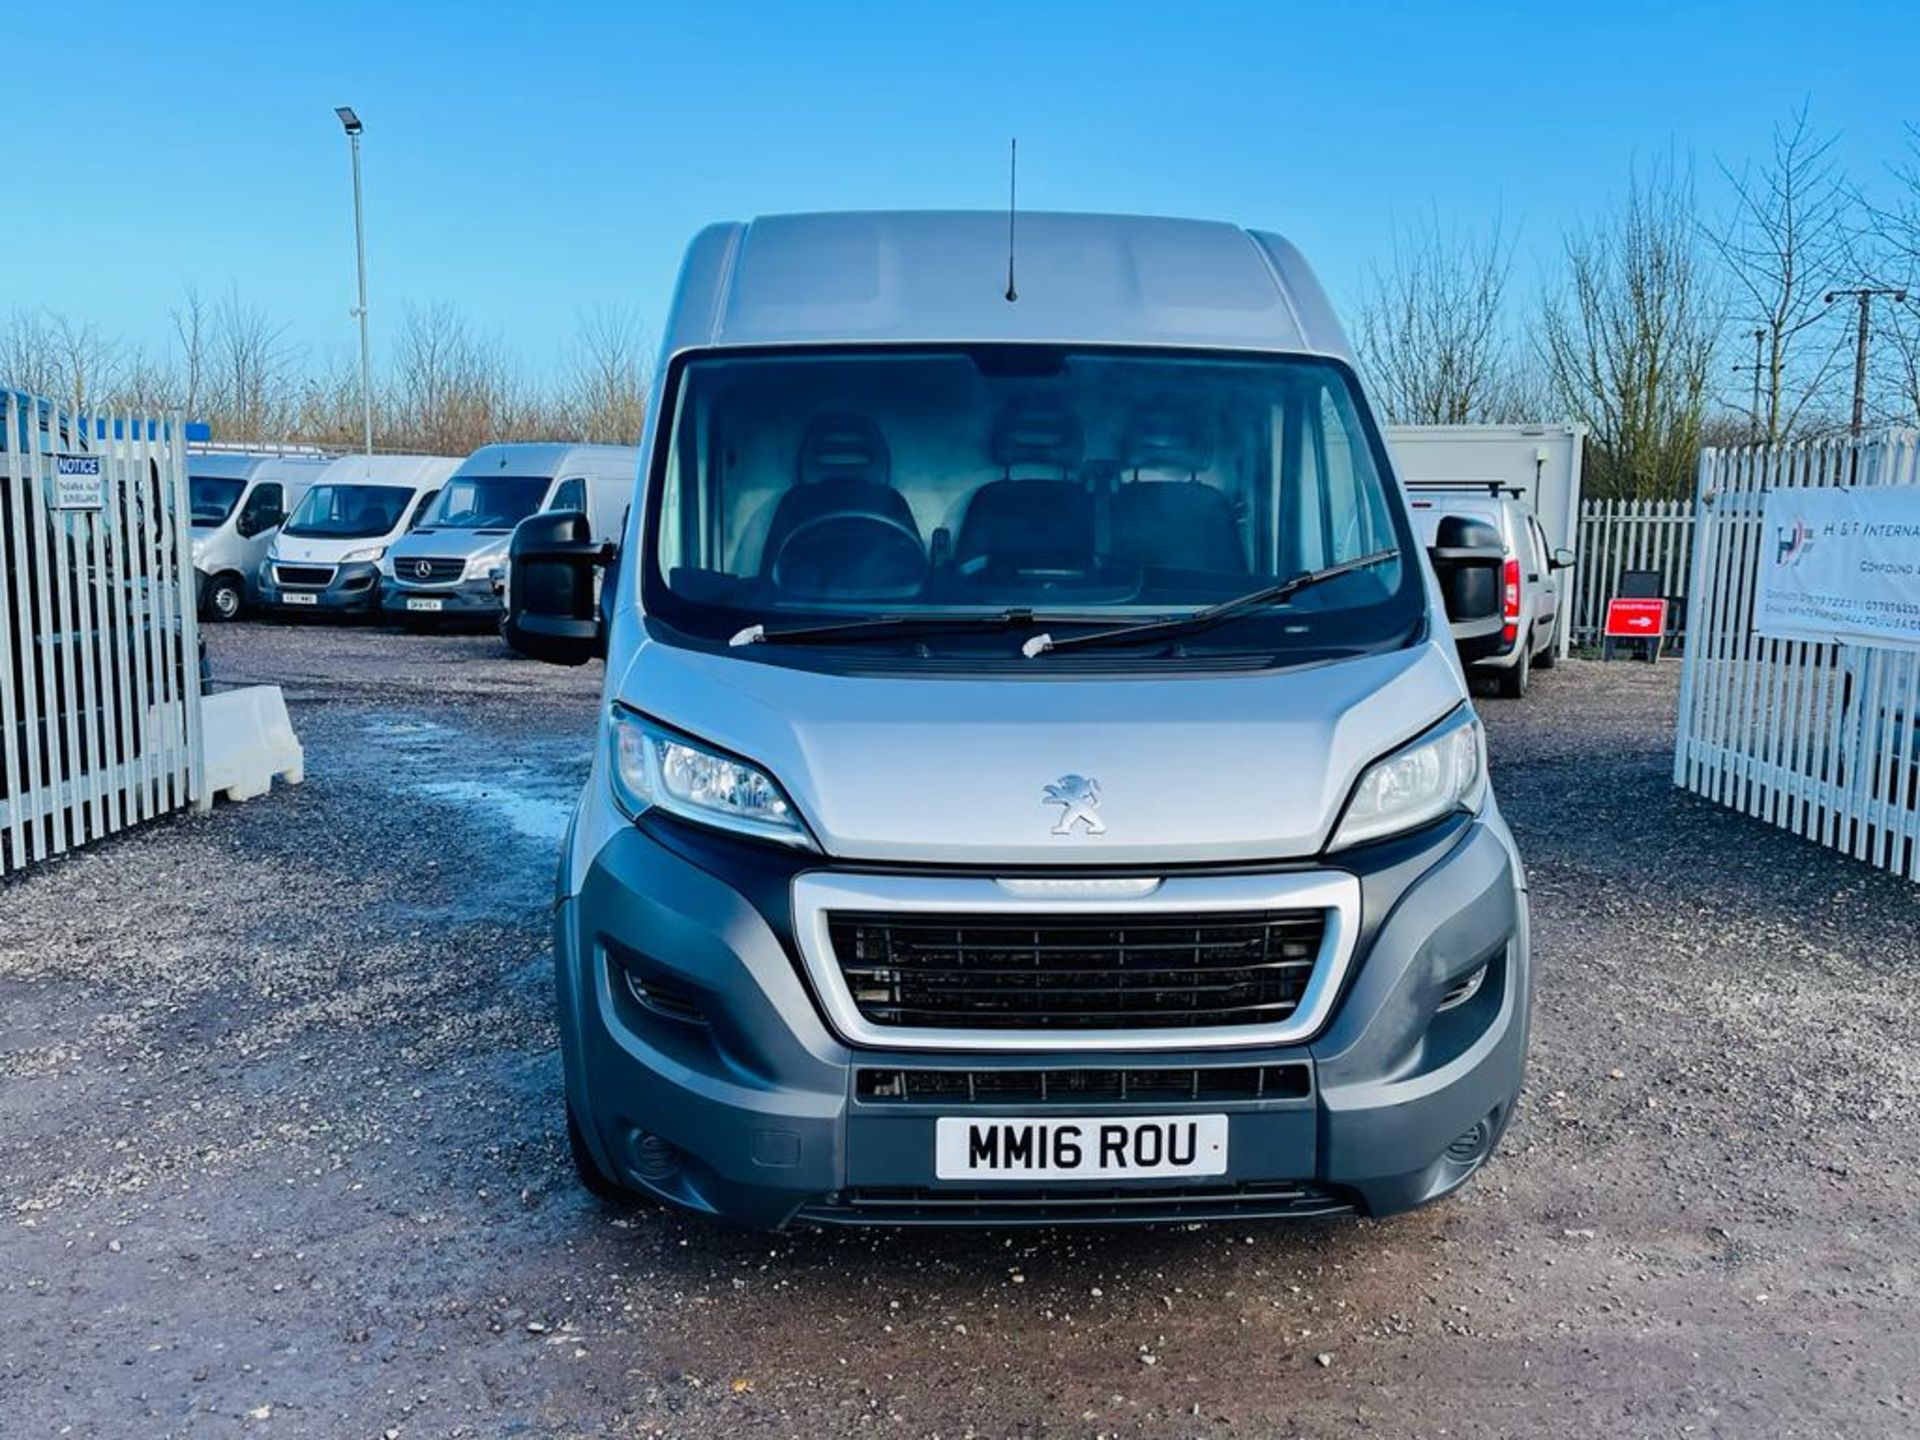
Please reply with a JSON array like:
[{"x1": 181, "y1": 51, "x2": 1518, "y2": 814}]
[
  {"x1": 1674, "y1": 431, "x2": 1920, "y2": 880},
  {"x1": 1570, "y1": 498, "x2": 1696, "y2": 646},
  {"x1": 1, "y1": 392, "x2": 204, "y2": 874}
]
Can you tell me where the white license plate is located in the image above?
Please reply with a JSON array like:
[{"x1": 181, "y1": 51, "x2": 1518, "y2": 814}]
[
  {"x1": 935, "y1": 1114, "x2": 1228, "y2": 1181},
  {"x1": 282, "y1": 592, "x2": 318, "y2": 606},
  {"x1": 405, "y1": 597, "x2": 444, "y2": 612}
]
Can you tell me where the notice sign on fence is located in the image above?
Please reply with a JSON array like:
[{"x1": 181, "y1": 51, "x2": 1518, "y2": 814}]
[
  {"x1": 52, "y1": 455, "x2": 103, "y2": 511},
  {"x1": 1755, "y1": 485, "x2": 1920, "y2": 649}
]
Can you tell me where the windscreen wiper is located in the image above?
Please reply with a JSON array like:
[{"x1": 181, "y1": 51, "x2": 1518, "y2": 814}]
[
  {"x1": 730, "y1": 608, "x2": 1052, "y2": 648},
  {"x1": 1020, "y1": 548, "x2": 1400, "y2": 658}
]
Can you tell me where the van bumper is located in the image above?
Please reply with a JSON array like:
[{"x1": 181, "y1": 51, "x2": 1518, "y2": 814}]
[
  {"x1": 256, "y1": 562, "x2": 384, "y2": 614},
  {"x1": 558, "y1": 814, "x2": 1529, "y2": 1229},
  {"x1": 379, "y1": 577, "x2": 502, "y2": 618}
]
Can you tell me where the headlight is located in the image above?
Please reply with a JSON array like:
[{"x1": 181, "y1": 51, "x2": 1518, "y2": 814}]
[
  {"x1": 1331, "y1": 707, "x2": 1485, "y2": 850},
  {"x1": 341, "y1": 545, "x2": 386, "y2": 564},
  {"x1": 607, "y1": 707, "x2": 813, "y2": 848}
]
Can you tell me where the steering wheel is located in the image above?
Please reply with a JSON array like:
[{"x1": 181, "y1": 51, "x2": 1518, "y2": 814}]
[{"x1": 769, "y1": 510, "x2": 929, "y2": 599}]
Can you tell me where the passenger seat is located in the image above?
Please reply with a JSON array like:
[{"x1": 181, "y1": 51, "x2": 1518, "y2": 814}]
[
  {"x1": 954, "y1": 401, "x2": 1092, "y2": 572},
  {"x1": 1110, "y1": 409, "x2": 1246, "y2": 573}
]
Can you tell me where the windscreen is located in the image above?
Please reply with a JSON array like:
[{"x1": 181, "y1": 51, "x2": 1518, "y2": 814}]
[
  {"x1": 283, "y1": 484, "x2": 414, "y2": 539},
  {"x1": 644, "y1": 347, "x2": 1418, "y2": 660},
  {"x1": 421, "y1": 475, "x2": 550, "y2": 530},
  {"x1": 190, "y1": 476, "x2": 247, "y2": 526}
]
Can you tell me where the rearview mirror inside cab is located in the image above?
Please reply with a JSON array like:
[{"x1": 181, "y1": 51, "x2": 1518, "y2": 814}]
[
  {"x1": 503, "y1": 510, "x2": 611, "y2": 666},
  {"x1": 1426, "y1": 515, "x2": 1506, "y2": 662}
]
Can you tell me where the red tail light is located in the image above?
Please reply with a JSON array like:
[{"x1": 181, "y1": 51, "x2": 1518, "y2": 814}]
[{"x1": 1502, "y1": 557, "x2": 1520, "y2": 645}]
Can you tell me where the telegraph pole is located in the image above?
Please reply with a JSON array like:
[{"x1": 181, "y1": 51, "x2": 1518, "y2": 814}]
[{"x1": 1826, "y1": 286, "x2": 1907, "y2": 437}]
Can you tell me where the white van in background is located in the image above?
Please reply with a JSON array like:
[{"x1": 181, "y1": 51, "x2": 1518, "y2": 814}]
[
  {"x1": 188, "y1": 450, "x2": 334, "y2": 620},
  {"x1": 380, "y1": 442, "x2": 637, "y2": 626},
  {"x1": 257, "y1": 454, "x2": 460, "y2": 616}
]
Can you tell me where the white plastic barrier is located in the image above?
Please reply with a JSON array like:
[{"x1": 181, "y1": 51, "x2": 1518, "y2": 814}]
[{"x1": 199, "y1": 685, "x2": 304, "y2": 805}]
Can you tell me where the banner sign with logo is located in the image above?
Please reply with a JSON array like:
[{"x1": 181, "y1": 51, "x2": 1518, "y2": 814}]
[{"x1": 1755, "y1": 486, "x2": 1920, "y2": 649}]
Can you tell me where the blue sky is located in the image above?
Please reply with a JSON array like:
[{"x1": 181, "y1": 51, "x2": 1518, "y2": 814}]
[{"x1": 6, "y1": 1, "x2": 1911, "y2": 381}]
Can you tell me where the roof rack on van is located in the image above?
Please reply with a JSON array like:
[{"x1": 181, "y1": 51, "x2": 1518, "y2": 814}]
[
  {"x1": 189, "y1": 440, "x2": 337, "y2": 457},
  {"x1": 1404, "y1": 480, "x2": 1526, "y2": 498}
]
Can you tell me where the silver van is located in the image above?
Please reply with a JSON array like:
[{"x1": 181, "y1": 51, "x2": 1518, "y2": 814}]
[
  {"x1": 1407, "y1": 483, "x2": 1575, "y2": 698},
  {"x1": 505, "y1": 211, "x2": 1527, "y2": 1228},
  {"x1": 258, "y1": 454, "x2": 460, "y2": 615},
  {"x1": 380, "y1": 443, "x2": 637, "y2": 625},
  {"x1": 188, "y1": 450, "x2": 333, "y2": 620}
]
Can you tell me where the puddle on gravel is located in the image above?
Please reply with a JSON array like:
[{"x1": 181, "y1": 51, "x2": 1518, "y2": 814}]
[
  {"x1": 358, "y1": 714, "x2": 579, "y2": 845},
  {"x1": 408, "y1": 778, "x2": 573, "y2": 843}
]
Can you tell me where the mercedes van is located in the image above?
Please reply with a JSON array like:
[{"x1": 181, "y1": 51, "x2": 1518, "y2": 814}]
[
  {"x1": 381, "y1": 442, "x2": 637, "y2": 625},
  {"x1": 258, "y1": 453, "x2": 459, "y2": 616},
  {"x1": 188, "y1": 450, "x2": 333, "y2": 620},
  {"x1": 505, "y1": 211, "x2": 1526, "y2": 1228}
]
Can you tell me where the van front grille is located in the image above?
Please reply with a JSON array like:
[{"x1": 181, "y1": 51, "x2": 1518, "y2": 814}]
[
  {"x1": 825, "y1": 910, "x2": 1326, "y2": 1031},
  {"x1": 274, "y1": 564, "x2": 335, "y2": 588},
  {"x1": 395, "y1": 557, "x2": 465, "y2": 584}
]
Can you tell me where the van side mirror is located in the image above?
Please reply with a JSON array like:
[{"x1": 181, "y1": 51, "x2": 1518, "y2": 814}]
[
  {"x1": 1549, "y1": 547, "x2": 1576, "y2": 571},
  {"x1": 236, "y1": 503, "x2": 282, "y2": 538},
  {"x1": 503, "y1": 510, "x2": 613, "y2": 666},
  {"x1": 1426, "y1": 515, "x2": 1506, "y2": 663}
]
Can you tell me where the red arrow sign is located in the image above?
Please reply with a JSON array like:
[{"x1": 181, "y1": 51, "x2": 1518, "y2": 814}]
[{"x1": 1605, "y1": 597, "x2": 1667, "y2": 639}]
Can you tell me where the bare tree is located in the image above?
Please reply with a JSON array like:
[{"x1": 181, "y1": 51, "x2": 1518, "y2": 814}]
[
  {"x1": 1, "y1": 308, "x2": 65, "y2": 400},
  {"x1": 1862, "y1": 124, "x2": 1920, "y2": 424},
  {"x1": 0, "y1": 308, "x2": 122, "y2": 415},
  {"x1": 206, "y1": 286, "x2": 298, "y2": 440},
  {"x1": 564, "y1": 306, "x2": 651, "y2": 443},
  {"x1": 1355, "y1": 214, "x2": 1534, "y2": 424},
  {"x1": 388, "y1": 302, "x2": 535, "y2": 453},
  {"x1": 170, "y1": 283, "x2": 210, "y2": 420},
  {"x1": 291, "y1": 352, "x2": 376, "y2": 450},
  {"x1": 1707, "y1": 104, "x2": 1854, "y2": 440},
  {"x1": 1540, "y1": 160, "x2": 1723, "y2": 499}
]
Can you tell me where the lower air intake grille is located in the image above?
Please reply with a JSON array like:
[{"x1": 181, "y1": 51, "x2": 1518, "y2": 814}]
[
  {"x1": 796, "y1": 1181, "x2": 1354, "y2": 1227},
  {"x1": 855, "y1": 1064, "x2": 1311, "y2": 1105},
  {"x1": 274, "y1": 564, "x2": 335, "y2": 588},
  {"x1": 826, "y1": 909, "x2": 1326, "y2": 1030}
]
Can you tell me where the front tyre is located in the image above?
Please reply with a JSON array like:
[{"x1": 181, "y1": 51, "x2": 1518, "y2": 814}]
[
  {"x1": 567, "y1": 1104, "x2": 638, "y2": 1206},
  {"x1": 204, "y1": 573, "x2": 245, "y2": 622}
]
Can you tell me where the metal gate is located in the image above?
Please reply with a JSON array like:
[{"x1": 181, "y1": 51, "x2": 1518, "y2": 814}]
[
  {"x1": 1571, "y1": 498, "x2": 1695, "y2": 647},
  {"x1": 1, "y1": 391, "x2": 204, "y2": 874},
  {"x1": 1673, "y1": 431, "x2": 1920, "y2": 879}
]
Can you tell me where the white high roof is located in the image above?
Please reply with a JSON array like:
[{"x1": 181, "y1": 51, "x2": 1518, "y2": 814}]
[{"x1": 661, "y1": 211, "x2": 1354, "y2": 361}]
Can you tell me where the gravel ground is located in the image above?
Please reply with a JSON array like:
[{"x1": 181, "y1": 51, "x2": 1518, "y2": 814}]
[{"x1": 3, "y1": 623, "x2": 1918, "y2": 1439}]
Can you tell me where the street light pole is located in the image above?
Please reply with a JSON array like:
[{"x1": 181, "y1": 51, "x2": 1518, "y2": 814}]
[
  {"x1": 336, "y1": 106, "x2": 373, "y2": 456},
  {"x1": 1825, "y1": 286, "x2": 1907, "y2": 437}
]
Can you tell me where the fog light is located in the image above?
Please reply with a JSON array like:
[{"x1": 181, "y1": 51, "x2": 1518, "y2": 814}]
[
  {"x1": 1444, "y1": 1117, "x2": 1493, "y2": 1166},
  {"x1": 1437, "y1": 962, "x2": 1489, "y2": 1012},
  {"x1": 631, "y1": 1130, "x2": 681, "y2": 1184}
]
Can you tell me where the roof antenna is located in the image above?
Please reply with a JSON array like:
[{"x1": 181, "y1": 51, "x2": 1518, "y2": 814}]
[{"x1": 1004, "y1": 137, "x2": 1019, "y2": 303}]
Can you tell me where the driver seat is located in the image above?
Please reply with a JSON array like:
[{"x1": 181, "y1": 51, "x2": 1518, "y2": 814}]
[{"x1": 760, "y1": 413, "x2": 924, "y2": 597}]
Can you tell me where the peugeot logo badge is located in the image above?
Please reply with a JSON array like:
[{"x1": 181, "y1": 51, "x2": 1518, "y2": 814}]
[
  {"x1": 1043, "y1": 774, "x2": 1106, "y2": 836},
  {"x1": 414, "y1": 559, "x2": 434, "y2": 579}
]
